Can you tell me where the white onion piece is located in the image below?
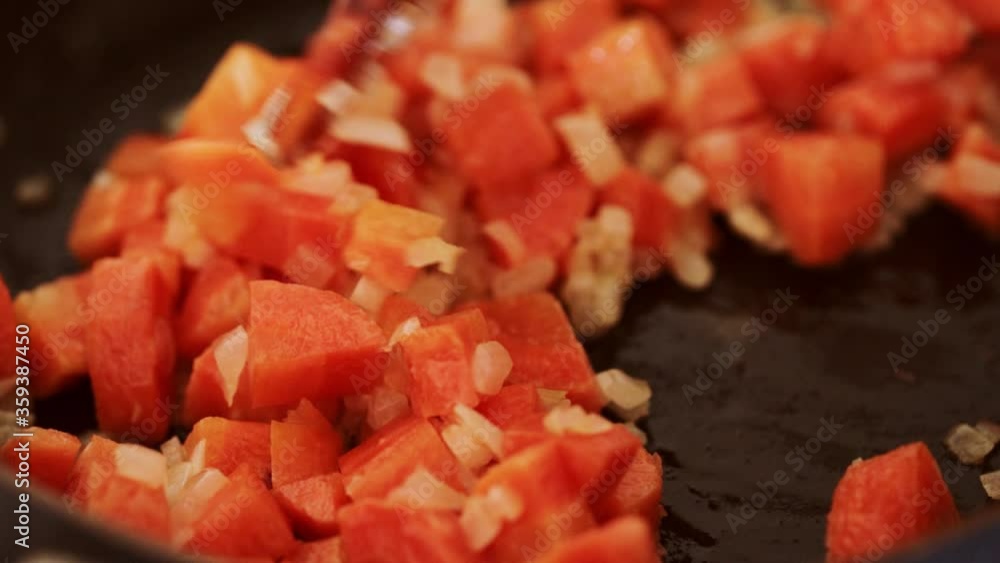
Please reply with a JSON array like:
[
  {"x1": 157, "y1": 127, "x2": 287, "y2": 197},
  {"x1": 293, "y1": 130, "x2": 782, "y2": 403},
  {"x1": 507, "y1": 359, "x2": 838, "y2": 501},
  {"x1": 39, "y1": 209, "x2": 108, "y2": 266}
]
[
  {"x1": 442, "y1": 423, "x2": 495, "y2": 471},
  {"x1": 491, "y1": 257, "x2": 557, "y2": 297},
  {"x1": 406, "y1": 237, "x2": 465, "y2": 274},
  {"x1": 421, "y1": 53, "x2": 466, "y2": 100},
  {"x1": 596, "y1": 369, "x2": 652, "y2": 422},
  {"x1": 160, "y1": 437, "x2": 185, "y2": 467},
  {"x1": 387, "y1": 466, "x2": 468, "y2": 511},
  {"x1": 663, "y1": 163, "x2": 708, "y2": 208},
  {"x1": 982, "y1": 470, "x2": 1000, "y2": 500},
  {"x1": 351, "y1": 275, "x2": 393, "y2": 314},
  {"x1": 554, "y1": 109, "x2": 626, "y2": 186},
  {"x1": 115, "y1": 444, "x2": 167, "y2": 489},
  {"x1": 188, "y1": 439, "x2": 207, "y2": 476},
  {"x1": 331, "y1": 115, "x2": 412, "y2": 153},
  {"x1": 945, "y1": 423, "x2": 997, "y2": 465},
  {"x1": 472, "y1": 341, "x2": 513, "y2": 396},
  {"x1": 453, "y1": 0, "x2": 509, "y2": 52},
  {"x1": 543, "y1": 404, "x2": 614, "y2": 435},
  {"x1": 213, "y1": 326, "x2": 248, "y2": 407},
  {"x1": 317, "y1": 80, "x2": 360, "y2": 116},
  {"x1": 454, "y1": 404, "x2": 504, "y2": 458},
  {"x1": 460, "y1": 485, "x2": 524, "y2": 551},
  {"x1": 170, "y1": 468, "x2": 229, "y2": 544},
  {"x1": 165, "y1": 462, "x2": 194, "y2": 506},
  {"x1": 483, "y1": 220, "x2": 527, "y2": 266},
  {"x1": 536, "y1": 388, "x2": 570, "y2": 411}
]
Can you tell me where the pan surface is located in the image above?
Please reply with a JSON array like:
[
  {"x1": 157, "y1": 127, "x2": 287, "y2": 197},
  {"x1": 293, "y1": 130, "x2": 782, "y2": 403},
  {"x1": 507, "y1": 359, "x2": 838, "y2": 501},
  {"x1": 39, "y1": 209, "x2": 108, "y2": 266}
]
[{"x1": 1, "y1": 1, "x2": 998, "y2": 562}]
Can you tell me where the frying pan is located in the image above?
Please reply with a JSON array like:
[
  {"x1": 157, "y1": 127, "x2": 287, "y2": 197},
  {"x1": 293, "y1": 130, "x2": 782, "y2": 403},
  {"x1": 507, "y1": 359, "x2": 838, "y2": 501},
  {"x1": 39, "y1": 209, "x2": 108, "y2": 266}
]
[{"x1": 0, "y1": 0, "x2": 998, "y2": 561}]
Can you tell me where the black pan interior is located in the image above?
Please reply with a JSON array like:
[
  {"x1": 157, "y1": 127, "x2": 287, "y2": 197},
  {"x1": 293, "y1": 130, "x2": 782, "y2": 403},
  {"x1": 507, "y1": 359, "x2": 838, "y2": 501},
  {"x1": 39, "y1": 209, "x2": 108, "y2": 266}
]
[{"x1": 1, "y1": 1, "x2": 999, "y2": 562}]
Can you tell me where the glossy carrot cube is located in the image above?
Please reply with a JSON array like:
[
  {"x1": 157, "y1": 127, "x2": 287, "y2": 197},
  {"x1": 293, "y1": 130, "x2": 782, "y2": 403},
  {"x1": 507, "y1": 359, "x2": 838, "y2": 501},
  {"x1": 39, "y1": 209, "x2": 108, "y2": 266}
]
[
  {"x1": 428, "y1": 308, "x2": 491, "y2": 356},
  {"x1": 536, "y1": 516, "x2": 660, "y2": 563},
  {"x1": 271, "y1": 400, "x2": 343, "y2": 488},
  {"x1": 739, "y1": 17, "x2": 844, "y2": 116},
  {"x1": 181, "y1": 43, "x2": 292, "y2": 142},
  {"x1": 816, "y1": 77, "x2": 949, "y2": 160},
  {"x1": 274, "y1": 472, "x2": 349, "y2": 539},
  {"x1": 158, "y1": 138, "x2": 279, "y2": 188},
  {"x1": 340, "y1": 500, "x2": 479, "y2": 563},
  {"x1": 476, "y1": 383, "x2": 542, "y2": 429},
  {"x1": 472, "y1": 293, "x2": 603, "y2": 411},
  {"x1": 1, "y1": 427, "x2": 81, "y2": 492},
  {"x1": 247, "y1": 281, "x2": 387, "y2": 407},
  {"x1": 401, "y1": 324, "x2": 480, "y2": 418},
  {"x1": 12, "y1": 274, "x2": 91, "y2": 397},
  {"x1": 557, "y1": 425, "x2": 643, "y2": 513},
  {"x1": 120, "y1": 220, "x2": 183, "y2": 302},
  {"x1": 601, "y1": 167, "x2": 679, "y2": 251},
  {"x1": 68, "y1": 173, "x2": 168, "y2": 262},
  {"x1": 475, "y1": 165, "x2": 595, "y2": 261},
  {"x1": 475, "y1": 441, "x2": 596, "y2": 561},
  {"x1": 444, "y1": 82, "x2": 559, "y2": 190},
  {"x1": 595, "y1": 449, "x2": 664, "y2": 529},
  {"x1": 184, "y1": 417, "x2": 271, "y2": 480},
  {"x1": 527, "y1": 0, "x2": 618, "y2": 72},
  {"x1": 86, "y1": 257, "x2": 175, "y2": 444},
  {"x1": 761, "y1": 133, "x2": 885, "y2": 265},
  {"x1": 344, "y1": 199, "x2": 445, "y2": 292},
  {"x1": 339, "y1": 415, "x2": 463, "y2": 499},
  {"x1": 669, "y1": 53, "x2": 764, "y2": 134},
  {"x1": 105, "y1": 134, "x2": 168, "y2": 177},
  {"x1": 183, "y1": 464, "x2": 297, "y2": 560},
  {"x1": 567, "y1": 19, "x2": 673, "y2": 122},
  {"x1": 826, "y1": 443, "x2": 959, "y2": 563},
  {"x1": 176, "y1": 256, "x2": 255, "y2": 358}
]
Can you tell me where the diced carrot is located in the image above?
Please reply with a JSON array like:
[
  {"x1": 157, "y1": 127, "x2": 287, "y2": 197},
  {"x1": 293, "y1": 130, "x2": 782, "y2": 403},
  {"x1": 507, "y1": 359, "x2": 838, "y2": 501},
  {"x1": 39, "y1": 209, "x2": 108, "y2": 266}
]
[
  {"x1": 181, "y1": 43, "x2": 292, "y2": 142},
  {"x1": 64, "y1": 435, "x2": 117, "y2": 509},
  {"x1": 502, "y1": 412, "x2": 552, "y2": 456},
  {"x1": 105, "y1": 134, "x2": 168, "y2": 177},
  {"x1": 682, "y1": 118, "x2": 777, "y2": 209},
  {"x1": 951, "y1": 0, "x2": 1000, "y2": 32},
  {"x1": 306, "y1": 14, "x2": 366, "y2": 77},
  {"x1": 567, "y1": 19, "x2": 673, "y2": 122},
  {"x1": 340, "y1": 500, "x2": 480, "y2": 563},
  {"x1": 333, "y1": 143, "x2": 419, "y2": 206},
  {"x1": 13, "y1": 274, "x2": 91, "y2": 398},
  {"x1": 86, "y1": 257, "x2": 175, "y2": 444},
  {"x1": 536, "y1": 73, "x2": 584, "y2": 120},
  {"x1": 176, "y1": 256, "x2": 255, "y2": 358},
  {"x1": 401, "y1": 324, "x2": 480, "y2": 418},
  {"x1": 271, "y1": 400, "x2": 343, "y2": 488},
  {"x1": 761, "y1": 133, "x2": 885, "y2": 265},
  {"x1": 816, "y1": 77, "x2": 949, "y2": 160},
  {"x1": 477, "y1": 383, "x2": 542, "y2": 429},
  {"x1": 158, "y1": 138, "x2": 279, "y2": 188},
  {"x1": 339, "y1": 415, "x2": 463, "y2": 499},
  {"x1": 826, "y1": 443, "x2": 959, "y2": 563},
  {"x1": 185, "y1": 417, "x2": 271, "y2": 480},
  {"x1": 669, "y1": 53, "x2": 764, "y2": 134},
  {"x1": 376, "y1": 294, "x2": 434, "y2": 335},
  {"x1": 428, "y1": 308, "x2": 491, "y2": 356},
  {"x1": 472, "y1": 293, "x2": 603, "y2": 411},
  {"x1": 344, "y1": 199, "x2": 445, "y2": 292},
  {"x1": 285, "y1": 536, "x2": 347, "y2": 563},
  {"x1": 1, "y1": 427, "x2": 81, "y2": 492},
  {"x1": 536, "y1": 516, "x2": 661, "y2": 563},
  {"x1": 475, "y1": 165, "x2": 596, "y2": 261},
  {"x1": 443, "y1": 82, "x2": 560, "y2": 191},
  {"x1": 247, "y1": 281, "x2": 387, "y2": 407},
  {"x1": 526, "y1": 0, "x2": 618, "y2": 72},
  {"x1": 274, "y1": 472, "x2": 349, "y2": 539},
  {"x1": 595, "y1": 449, "x2": 664, "y2": 529},
  {"x1": 557, "y1": 425, "x2": 643, "y2": 513},
  {"x1": 68, "y1": 173, "x2": 168, "y2": 262},
  {"x1": 183, "y1": 464, "x2": 297, "y2": 560},
  {"x1": 120, "y1": 220, "x2": 183, "y2": 303},
  {"x1": 938, "y1": 122, "x2": 1000, "y2": 234},
  {"x1": 475, "y1": 441, "x2": 596, "y2": 561}
]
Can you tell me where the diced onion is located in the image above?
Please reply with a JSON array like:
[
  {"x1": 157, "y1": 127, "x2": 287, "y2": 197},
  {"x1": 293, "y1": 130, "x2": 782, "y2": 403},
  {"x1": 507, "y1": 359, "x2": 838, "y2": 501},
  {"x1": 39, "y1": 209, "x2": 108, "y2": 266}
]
[
  {"x1": 453, "y1": 0, "x2": 510, "y2": 52},
  {"x1": 460, "y1": 485, "x2": 524, "y2": 551},
  {"x1": 160, "y1": 436, "x2": 186, "y2": 467},
  {"x1": 670, "y1": 241, "x2": 714, "y2": 290},
  {"x1": 421, "y1": 53, "x2": 466, "y2": 100},
  {"x1": 945, "y1": 423, "x2": 997, "y2": 465},
  {"x1": 406, "y1": 237, "x2": 465, "y2": 274},
  {"x1": 663, "y1": 163, "x2": 708, "y2": 208},
  {"x1": 982, "y1": 470, "x2": 1000, "y2": 500},
  {"x1": 975, "y1": 420, "x2": 1000, "y2": 445},
  {"x1": 351, "y1": 275, "x2": 393, "y2": 314},
  {"x1": 442, "y1": 423, "x2": 495, "y2": 471},
  {"x1": 317, "y1": 80, "x2": 360, "y2": 116},
  {"x1": 472, "y1": 341, "x2": 513, "y2": 395},
  {"x1": 954, "y1": 154, "x2": 1000, "y2": 197},
  {"x1": 213, "y1": 326, "x2": 248, "y2": 407},
  {"x1": 165, "y1": 462, "x2": 194, "y2": 506},
  {"x1": 388, "y1": 316, "x2": 423, "y2": 349},
  {"x1": 115, "y1": 444, "x2": 167, "y2": 489},
  {"x1": 483, "y1": 221, "x2": 527, "y2": 266},
  {"x1": 635, "y1": 129, "x2": 680, "y2": 179},
  {"x1": 728, "y1": 204, "x2": 777, "y2": 247},
  {"x1": 536, "y1": 388, "x2": 570, "y2": 411},
  {"x1": 454, "y1": 404, "x2": 505, "y2": 458},
  {"x1": 554, "y1": 108, "x2": 626, "y2": 186},
  {"x1": 543, "y1": 404, "x2": 614, "y2": 435},
  {"x1": 386, "y1": 466, "x2": 467, "y2": 511},
  {"x1": 331, "y1": 115, "x2": 412, "y2": 153},
  {"x1": 171, "y1": 469, "x2": 229, "y2": 545},
  {"x1": 596, "y1": 369, "x2": 652, "y2": 422},
  {"x1": 188, "y1": 439, "x2": 206, "y2": 476}
]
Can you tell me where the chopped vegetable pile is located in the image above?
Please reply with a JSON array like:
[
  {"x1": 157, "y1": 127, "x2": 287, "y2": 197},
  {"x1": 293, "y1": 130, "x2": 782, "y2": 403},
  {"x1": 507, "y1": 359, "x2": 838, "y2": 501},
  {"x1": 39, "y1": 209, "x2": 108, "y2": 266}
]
[{"x1": 2, "y1": 0, "x2": 1000, "y2": 560}]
